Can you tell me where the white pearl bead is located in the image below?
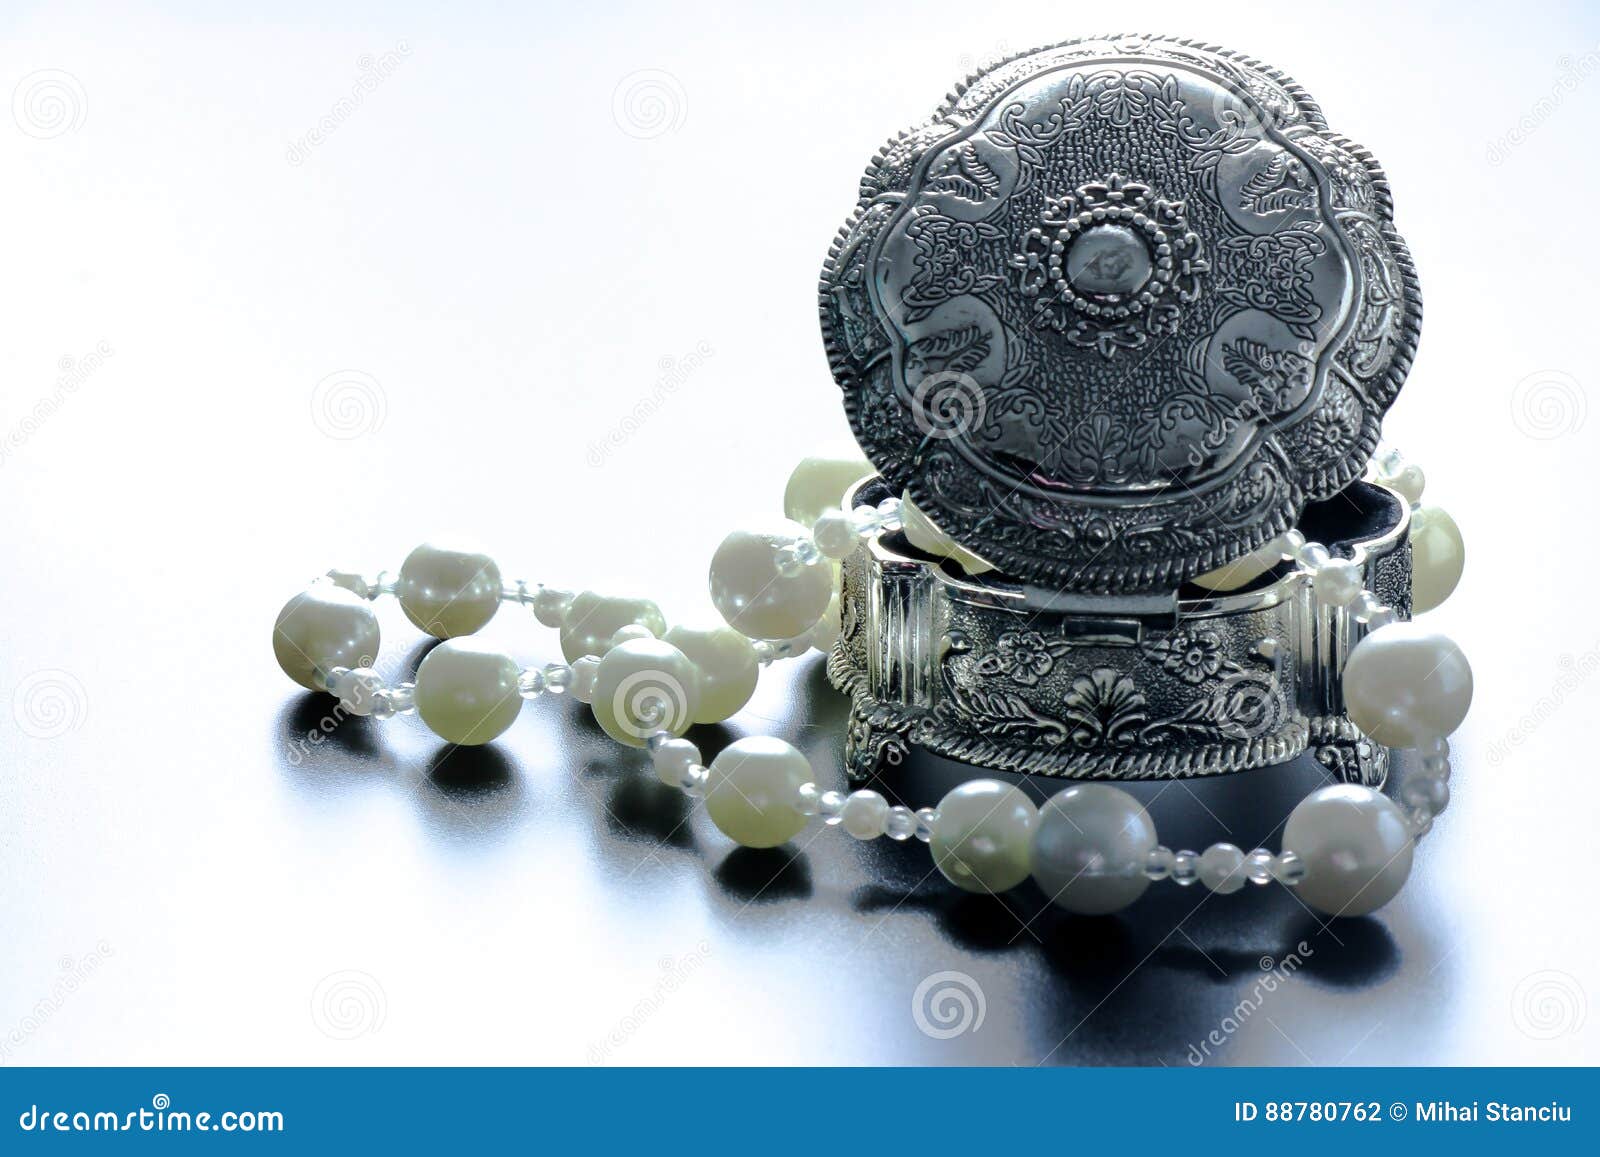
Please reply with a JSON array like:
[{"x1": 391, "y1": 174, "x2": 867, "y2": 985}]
[
  {"x1": 1189, "y1": 539, "x2": 1281, "y2": 592},
  {"x1": 704, "y1": 736, "x2": 812, "y2": 848},
  {"x1": 568, "y1": 655, "x2": 601, "y2": 704},
  {"x1": 531, "y1": 586, "x2": 574, "y2": 628},
  {"x1": 396, "y1": 541, "x2": 502, "y2": 639},
  {"x1": 782, "y1": 456, "x2": 873, "y2": 528},
  {"x1": 273, "y1": 585, "x2": 381, "y2": 691},
  {"x1": 1409, "y1": 505, "x2": 1465, "y2": 614},
  {"x1": 558, "y1": 592, "x2": 667, "y2": 663},
  {"x1": 1283, "y1": 784, "x2": 1414, "y2": 916},
  {"x1": 1388, "y1": 463, "x2": 1426, "y2": 505},
  {"x1": 663, "y1": 625, "x2": 759, "y2": 724},
  {"x1": 1311, "y1": 557, "x2": 1365, "y2": 606},
  {"x1": 588, "y1": 639, "x2": 701, "y2": 748},
  {"x1": 930, "y1": 779, "x2": 1038, "y2": 894},
  {"x1": 650, "y1": 737, "x2": 702, "y2": 788},
  {"x1": 900, "y1": 492, "x2": 994, "y2": 574},
  {"x1": 413, "y1": 639, "x2": 523, "y2": 745},
  {"x1": 1030, "y1": 784, "x2": 1156, "y2": 914},
  {"x1": 331, "y1": 666, "x2": 384, "y2": 716},
  {"x1": 709, "y1": 524, "x2": 834, "y2": 640},
  {"x1": 1343, "y1": 622, "x2": 1473, "y2": 747},
  {"x1": 811, "y1": 509, "x2": 859, "y2": 560},
  {"x1": 1198, "y1": 843, "x2": 1248, "y2": 894},
  {"x1": 840, "y1": 789, "x2": 890, "y2": 840},
  {"x1": 808, "y1": 593, "x2": 842, "y2": 654}
]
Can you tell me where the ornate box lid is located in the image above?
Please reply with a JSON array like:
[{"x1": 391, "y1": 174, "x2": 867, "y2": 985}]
[{"x1": 820, "y1": 35, "x2": 1419, "y2": 593}]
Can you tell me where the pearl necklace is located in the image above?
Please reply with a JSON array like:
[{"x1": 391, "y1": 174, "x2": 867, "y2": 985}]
[{"x1": 272, "y1": 447, "x2": 1468, "y2": 921}]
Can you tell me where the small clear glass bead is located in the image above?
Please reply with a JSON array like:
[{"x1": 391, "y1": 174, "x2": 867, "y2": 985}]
[
  {"x1": 885, "y1": 805, "x2": 917, "y2": 841},
  {"x1": 371, "y1": 570, "x2": 396, "y2": 597},
  {"x1": 370, "y1": 689, "x2": 397, "y2": 721},
  {"x1": 775, "y1": 545, "x2": 806, "y2": 577},
  {"x1": 1245, "y1": 849, "x2": 1275, "y2": 885},
  {"x1": 391, "y1": 681, "x2": 415, "y2": 714},
  {"x1": 645, "y1": 730, "x2": 672, "y2": 753},
  {"x1": 502, "y1": 579, "x2": 532, "y2": 604},
  {"x1": 875, "y1": 497, "x2": 903, "y2": 532},
  {"x1": 1171, "y1": 850, "x2": 1199, "y2": 886},
  {"x1": 325, "y1": 569, "x2": 373, "y2": 599},
  {"x1": 320, "y1": 665, "x2": 350, "y2": 693},
  {"x1": 678, "y1": 763, "x2": 710, "y2": 799},
  {"x1": 796, "y1": 783, "x2": 821, "y2": 817},
  {"x1": 850, "y1": 504, "x2": 882, "y2": 535},
  {"x1": 517, "y1": 668, "x2": 547, "y2": 699},
  {"x1": 1374, "y1": 444, "x2": 1406, "y2": 477},
  {"x1": 793, "y1": 538, "x2": 822, "y2": 566},
  {"x1": 819, "y1": 790, "x2": 847, "y2": 823},
  {"x1": 1276, "y1": 530, "x2": 1306, "y2": 561},
  {"x1": 1407, "y1": 806, "x2": 1434, "y2": 839},
  {"x1": 914, "y1": 807, "x2": 939, "y2": 842},
  {"x1": 752, "y1": 640, "x2": 777, "y2": 666},
  {"x1": 1144, "y1": 845, "x2": 1175, "y2": 881},
  {"x1": 1272, "y1": 851, "x2": 1307, "y2": 886},
  {"x1": 543, "y1": 663, "x2": 572, "y2": 693}
]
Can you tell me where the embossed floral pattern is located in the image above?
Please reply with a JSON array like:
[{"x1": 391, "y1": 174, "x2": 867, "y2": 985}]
[
  {"x1": 1062, "y1": 668, "x2": 1148, "y2": 748},
  {"x1": 1145, "y1": 629, "x2": 1225, "y2": 684},
  {"x1": 973, "y1": 630, "x2": 1067, "y2": 686}
]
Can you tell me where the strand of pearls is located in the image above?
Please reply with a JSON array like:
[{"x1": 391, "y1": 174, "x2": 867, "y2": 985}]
[{"x1": 273, "y1": 452, "x2": 1469, "y2": 919}]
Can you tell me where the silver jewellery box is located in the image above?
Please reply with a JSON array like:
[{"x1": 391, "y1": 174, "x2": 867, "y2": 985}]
[{"x1": 818, "y1": 36, "x2": 1420, "y2": 787}]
